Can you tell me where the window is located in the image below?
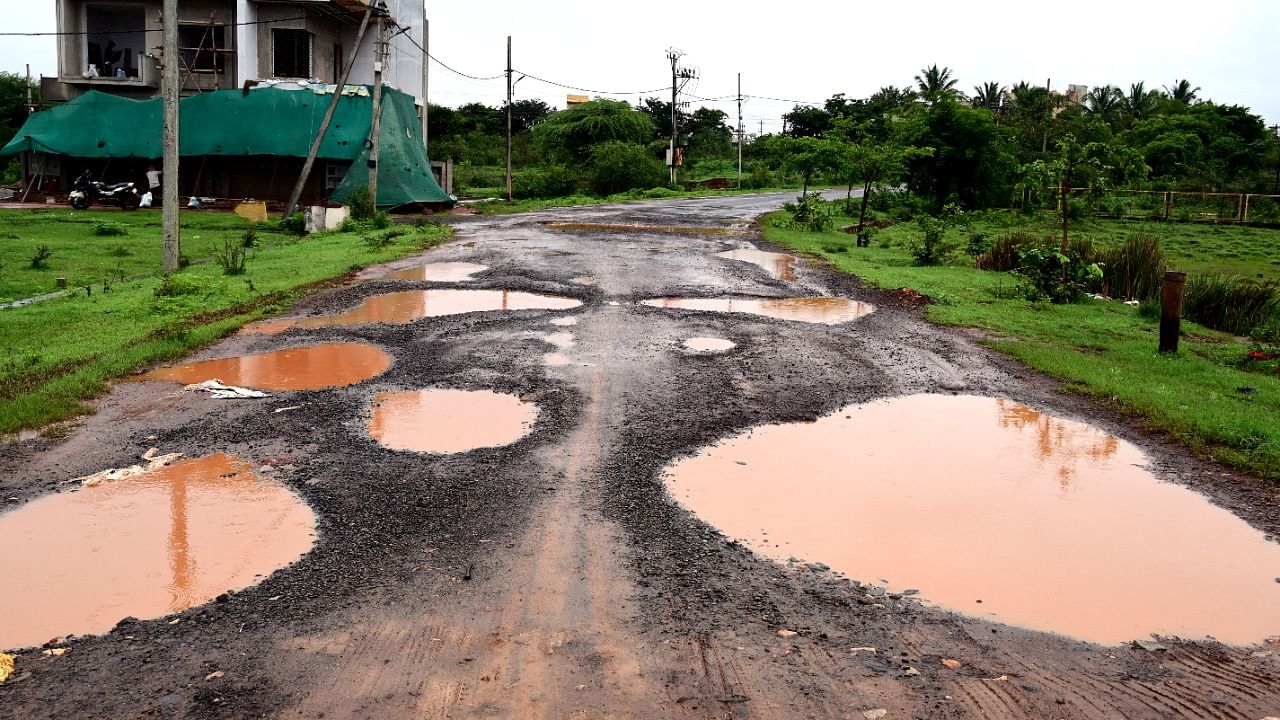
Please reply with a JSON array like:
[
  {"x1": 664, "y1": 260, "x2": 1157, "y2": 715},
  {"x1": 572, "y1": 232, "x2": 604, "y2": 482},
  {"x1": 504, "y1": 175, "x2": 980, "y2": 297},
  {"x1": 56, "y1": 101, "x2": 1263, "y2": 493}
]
[
  {"x1": 84, "y1": 4, "x2": 145, "y2": 78},
  {"x1": 272, "y1": 29, "x2": 313, "y2": 79},
  {"x1": 178, "y1": 24, "x2": 226, "y2": 73}
]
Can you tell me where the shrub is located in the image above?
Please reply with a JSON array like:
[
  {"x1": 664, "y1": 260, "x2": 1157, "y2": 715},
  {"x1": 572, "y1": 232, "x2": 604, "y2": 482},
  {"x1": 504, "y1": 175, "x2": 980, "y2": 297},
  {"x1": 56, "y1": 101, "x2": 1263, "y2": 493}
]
[
  {"x1": 372, "y1": 211, "x2": 391, "y2": 229},
  {"x1": 279, "y1": 213, "x2": 306, "y2": 236},
  {"x1": 29, "y1": 245, "x2": 52, "y2": 269},
  {"x1": 154, "y1": 274, "x2": 212, "y2": 297},
  {"x1": 348, "y1": 185, "x2": 375, "y2": 221},
  {"x1": 587, "y1": 141, "x2": 667, "y2": 196},
  {"x1": 782, "y1": 193, "x2": 834, "y2": 232},
  {"x1": 513, "y1": 165, "x2": 578, "y2": 199},
  {"x1": 1183, "y1": 275, "x2": 1280, "y2": 339},
  {"x1": 108, "y1": 246, "x2": 132, "y2": 257},
  {"x1": 906, "y1": 206, "x2": 963, "y2": 266},
  {"x1": 1015, "y1": 248, "x2": 1102, "y2": 303},
  {"x1": 965, "y1": 231, "x2": 992, "y2": 258},
  {"x1": 1095, "y1": 233, "x2": 1167, "y2": 301},
  {"x1": 241, "y1": 229, "x2": 258, "y2": 248},
  {"x1": 92, "y1": 221, "x2": 128, "y2": 237},
  {"x1": 976, "y1": 232, "x2": 1038, "y2": 271},
  {"x1": 742, "y1": 165, "x2": 773, "y2": 189},
  {"x1": 213, "y1": 238, "x2": 247, "y2": 275}
]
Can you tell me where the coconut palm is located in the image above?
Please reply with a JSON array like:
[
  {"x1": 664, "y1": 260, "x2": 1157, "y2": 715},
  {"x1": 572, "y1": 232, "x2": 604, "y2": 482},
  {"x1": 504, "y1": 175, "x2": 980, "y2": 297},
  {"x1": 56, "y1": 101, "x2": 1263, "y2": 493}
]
[
  {"x1": 1121, "y1": 82, "x2": 1159, "y2": 123},
  {"x1": 1163, "y1": 79, "x2": 1200, "y2": 104},
  {"x1": 1085, "y1": 85, "x2": 1122, "y2": 118},
  {"x1": 914, "y1": 65, "x2": 958, "y2": 102},
  {"x1": 971, "y1": 81, "x2": 1005, "y2": 112}
]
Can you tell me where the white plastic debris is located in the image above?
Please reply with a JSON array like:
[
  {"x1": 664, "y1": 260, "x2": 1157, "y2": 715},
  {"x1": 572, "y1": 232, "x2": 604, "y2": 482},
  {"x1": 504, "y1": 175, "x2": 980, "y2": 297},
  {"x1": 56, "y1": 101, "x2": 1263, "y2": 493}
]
[
  {"x1": 75, "y1": 447, "x2": 184, "y2": 487},
  {"x1": 183, "y1": 379, "x2": 270, "y2": 399}
]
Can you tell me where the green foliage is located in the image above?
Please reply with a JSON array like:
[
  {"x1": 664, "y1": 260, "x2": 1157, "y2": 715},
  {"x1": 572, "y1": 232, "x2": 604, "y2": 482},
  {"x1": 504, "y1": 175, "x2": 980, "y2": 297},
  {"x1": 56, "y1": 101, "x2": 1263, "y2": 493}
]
[
  {"x1": 1014, "y1": 247, "x2": 1102, "y2": 303},
  {"x1": 29, "y1": 245, "x2": 51, "y2": 269},
  {"x1": 0, "y1": 71, "x2": 39, "y2": 149},
  {"x1": 534, "y1": 100, "x2": 656, "y2": 160},
  {"x1": 241, "y1": 229, "x2": 257, "y2": 248},
  {"x1": 782, "y1": 193, "x2": 835, "y2": 232},
  {"x1": 92, "y1": 221, "x2": 128, "y2": 237},
  {"x1": 213, "y1": 238, "x2": 247, "y2": 275},
  {"x1": 153, "y1": 273, "x2": 216, "y2": 298},
  {"x1": 907, "y1": 206, "x2": 964, "y2": 265},
  {"x1": 1094, "y1": 233, "x2": 1167, "y2": 300},
  {"x1": 372, "y1": 211, "x2": 391, "y2": 229},
  {"x1": 514, "y1": 165, "x2": 578, "y2": 199},
  {"x1": 586, "y1": 141, "x2": 666, "y2": 196},
  {"x1": 107, "y1": 246, "x2": 132, "y2": 258},
  {"x1": 279, "y1": 213, "x2": 306, "y2": 235},
  {"x1": 347, "y1": 185, "x2": 375, "y2": 221},
  {"x1": 965, "y1": 231, "x2": 992, "y2": 257},
  {"x1": 896, "y1": 98, "x2": 1016, "y2": 210},
  {"x1": 1184, "y1": 275, "x2": 1280, "y2": 339}
]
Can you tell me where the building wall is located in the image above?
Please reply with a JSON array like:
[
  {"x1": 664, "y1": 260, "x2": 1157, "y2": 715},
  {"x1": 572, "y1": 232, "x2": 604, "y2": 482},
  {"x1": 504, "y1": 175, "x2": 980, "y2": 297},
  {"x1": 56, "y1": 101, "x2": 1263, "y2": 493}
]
[{"x1": 349, "y1": 0, "x2": 424, "y2": 104}]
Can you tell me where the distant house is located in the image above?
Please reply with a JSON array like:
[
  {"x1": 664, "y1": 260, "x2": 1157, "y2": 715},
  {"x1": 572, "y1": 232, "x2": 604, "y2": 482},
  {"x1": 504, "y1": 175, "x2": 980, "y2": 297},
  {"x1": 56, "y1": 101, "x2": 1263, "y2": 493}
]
[{"x1": 6, "y1": 0, "x2": 449, "y2": 208}]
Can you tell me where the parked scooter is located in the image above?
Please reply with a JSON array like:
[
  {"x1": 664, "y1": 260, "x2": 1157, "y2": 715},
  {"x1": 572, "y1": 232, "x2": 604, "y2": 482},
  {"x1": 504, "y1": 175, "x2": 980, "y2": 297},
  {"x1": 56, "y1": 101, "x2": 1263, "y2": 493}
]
[{"x1": 68, "y1": 170, "x2": 140, "y2": 210}]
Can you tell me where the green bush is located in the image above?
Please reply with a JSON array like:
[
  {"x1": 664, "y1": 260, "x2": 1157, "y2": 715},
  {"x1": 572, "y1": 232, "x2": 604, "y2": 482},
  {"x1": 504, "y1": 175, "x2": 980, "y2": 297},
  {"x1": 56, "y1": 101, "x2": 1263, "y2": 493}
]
[
  {"x1": 372, "y1": 211, "x2": 391, "y2": 229},
  {"x1": 965, "y1": 231, "x2": 992, "y2": 258},
  {"x1": 92, "y1": 221, "x2": 128, "y2": 237},
  {"x1": 278, "y1": 213, "x2": 306, "y2": 236},
  {"x1": 782, "y1": 193, "x2": 834, "y2": 232},
  {"x1": 976, "y1": 232, "x2": 1039, "y2": 271},
  {"x1": 513, "y1": 165, "x2": 578, "y2": 199},
  {"x1": 1095, "y1": 233, "x2": 1167, "y2": 301},
  {"x1": 587, "y1": 141, "x2": 667, "y2": 196},
  {"x1": 1014, "y1": 247, "x2": 1102, "y2": 303},
  {"x1": 107, "y1": 246, "x2": 132, "y2": 257},
  {"x1": 153, "y1": 274, "x2": 214, "y2": 297},
  {"x1": 29, "y1": 245, "x2": 52, "y2": 269},
  {"x1": 213, "y1": 238, "x2": 247, "y2": 275},
  {"x1": 906, "y1": 207, "x2": 964, "y2": 266},
  {"x1": 241, "y1": 229, "x2": 258, "y2": 248},
  {"x1": 348, "y1": 185, "x2": 375, "y2": 221},
  {"x1": 1184, "y1": 275, "x2": 1280, "y2": 339}
]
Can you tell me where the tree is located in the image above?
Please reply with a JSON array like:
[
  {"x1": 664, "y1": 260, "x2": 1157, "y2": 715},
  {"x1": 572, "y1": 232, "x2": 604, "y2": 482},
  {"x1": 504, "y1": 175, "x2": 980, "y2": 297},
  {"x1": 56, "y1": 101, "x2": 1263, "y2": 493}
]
[
  {"x1": 510, "y1": 99, "x2": 552, "y2": 133},
  {"x1": 686, "y1": 107, "x2": 732, "y2": 158},
  {"x1": 637, "y1": 97, "x2": 684, "y2": 143},
  {"x1": 896, "y1": 97, "x2": 1016, "y2": 210},
  {"x1": 1121, "y1": 82, "x2": 1160, "y2": 125},
  {"x1": 914, "y1": 65, "x2": 958, "y2": 102},
  {"x1": 783, "y1": 105, "x2": 832, "y2": 138},
  {"x1": 869, "y1": 86, "x2": 916, "y2": 110},
  {"x1": 1021, "y1": 134, "x2": 1111, "y2": 251},
  {"x1": 533, "y1": 99, "x2": 655, "y2": 161},
  {"x1": 971, "y1": 82, "x2": 1005, "y2": 113},
  {"x1": 587, "y1": 141, "x2": 666, "y2": 195},
  {"x1": 0, "y1": 71, "x2": 38, "y2": 147},
  {"x1": 1084, "y1": 85, "x2": 1122, "y2": 125},
  {"x1": 838, "y1": 140, "x2": 932, "y2": 232},
  {"x1": 778, "y1": 136, "x2": 843, "y2": 194},
  {"x1": 1163, "y1": 79, "x2": 1200, "y2": 105}
]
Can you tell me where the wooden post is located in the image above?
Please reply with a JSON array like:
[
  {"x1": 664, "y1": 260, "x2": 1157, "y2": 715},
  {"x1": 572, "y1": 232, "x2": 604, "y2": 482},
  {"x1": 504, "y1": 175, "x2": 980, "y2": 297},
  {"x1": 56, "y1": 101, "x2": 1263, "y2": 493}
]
[
  {"x1": 1159, "y1": 271, "x2": 1187, "y2": 354},
  {"x1": 1243, "y1": 194, "x2": 1252, "y2": 224}
]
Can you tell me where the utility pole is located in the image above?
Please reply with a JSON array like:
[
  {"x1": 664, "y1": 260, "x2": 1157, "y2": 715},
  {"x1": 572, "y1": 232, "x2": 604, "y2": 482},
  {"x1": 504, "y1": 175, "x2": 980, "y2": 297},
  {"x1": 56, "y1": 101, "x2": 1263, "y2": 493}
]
[
  {"x1": 421, "y1": 16, "x2": 429, "y2": 149},
  {"x1": 25, "y1": 64, "x2": 34, "y2": 113},
  {"x1": 505, "y1": 35, "x2": 513, "y2": 202},
  {"x1": 667, "y1": 48, "x2": 683, "y2": 186},
  {"x1": 1042, "y1": 77, "x2": 1051, "y2": 155},
  {"x1": 282, "y1": 6, "x2": 372, "y2": 219},
  {"x1": 369, "y1": 15, "x2": 386, "y2": 205},
  {"x1": 161, "y1": 0, "x2": 180, "y2": 272},
  {"x1": 1271, "y1": 124, "x2": 1280, "y2": 194},
  {"x1": 736, "y1": 72, "x2": 743, "y2": 188}
]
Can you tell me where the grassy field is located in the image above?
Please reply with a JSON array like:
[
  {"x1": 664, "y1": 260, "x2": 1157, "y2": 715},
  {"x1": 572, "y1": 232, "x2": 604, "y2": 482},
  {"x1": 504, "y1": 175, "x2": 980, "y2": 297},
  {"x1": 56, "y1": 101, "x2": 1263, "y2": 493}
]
[
  {"x1": 763, "y1": 210, "x2": 1280, "y2": 481},
  {"x1": 0, "y1": 209, "x2": 271, "y2": 303},
  {"x1": 0, "y1": 213, "x2": 451, "y2": 433}
]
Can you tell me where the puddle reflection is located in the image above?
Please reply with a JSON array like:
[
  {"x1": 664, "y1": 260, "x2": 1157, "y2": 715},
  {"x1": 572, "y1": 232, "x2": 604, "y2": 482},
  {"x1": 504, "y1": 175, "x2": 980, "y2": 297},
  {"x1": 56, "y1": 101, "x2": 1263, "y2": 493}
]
[
  {"x1": 0, "y1": 454, "x2": 315, "y2": 650},
  {"x1": 368, "y1": 389, "x2": 538, "y2": 454},
  {"x1": 383, "y1": 262, "x2": 489, "y2": 282},
  {"x1": 641, "y1": 297, "x2": 875, "y2": 325},
  {"x1": 663, "y1": 394, "x2": 1280, "y2": 645},
  {"x1": 684, "y1": 337, "x2": 736, "y2": 352},
  {"x1": 142, "y1": 343, "x2": 391, "y2": 391},
  {"x1": 715, "y1": 249, "x2": 798, "y2": 281}
]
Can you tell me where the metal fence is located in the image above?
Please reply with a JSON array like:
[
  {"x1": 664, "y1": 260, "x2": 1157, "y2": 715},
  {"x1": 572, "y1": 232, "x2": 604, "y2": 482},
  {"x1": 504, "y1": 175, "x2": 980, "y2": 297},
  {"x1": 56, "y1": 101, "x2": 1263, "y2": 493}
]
[{"x1": 1062, "y1": 189, "x2": 1280, "y2": 225}]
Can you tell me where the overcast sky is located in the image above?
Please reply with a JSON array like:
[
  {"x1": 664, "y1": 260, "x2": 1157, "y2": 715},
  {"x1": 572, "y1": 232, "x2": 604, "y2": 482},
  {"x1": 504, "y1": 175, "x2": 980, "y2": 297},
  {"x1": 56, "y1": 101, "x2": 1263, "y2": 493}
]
[{"x1": 5, "y1": 1, "x2": 1279, "y2": 132}]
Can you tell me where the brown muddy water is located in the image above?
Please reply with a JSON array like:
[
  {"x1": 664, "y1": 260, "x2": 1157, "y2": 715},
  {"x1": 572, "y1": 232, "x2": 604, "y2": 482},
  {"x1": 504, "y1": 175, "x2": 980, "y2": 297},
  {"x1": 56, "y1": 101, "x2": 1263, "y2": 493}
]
[
  {"x1": 684, "y1": 337, "x2": 736, "y2": 352},
  {"x1": 290, "y1": 290, "x2": 582, "y2": 329},
  {"x1": 382, "y1": 262, "x2": 489, "y2": 282},
  {"x1": 715, "y1": 249, "x2": 798, "y2": 281},
  {"x1": 663, "y1": 394, "x2": 1280, "y2": 646},
  {"x1": 0, "y1": 454, "x2": 315, "y2": 650},
  {"x1": 142, "y1": 343, "x2": 392, "y2": 391},
  {"x1": 641, "y1": 297, "x2": 875, "y2": 325},
  {"x1": 368, "y1": 389, "x2": 538, "y2": 454}
]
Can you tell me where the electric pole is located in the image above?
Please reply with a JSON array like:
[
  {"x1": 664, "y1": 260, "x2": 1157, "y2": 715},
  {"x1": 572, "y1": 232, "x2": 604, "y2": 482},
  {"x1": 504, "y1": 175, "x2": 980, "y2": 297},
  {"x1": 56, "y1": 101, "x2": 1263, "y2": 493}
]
[
  {"x1": 736, "y1": 72, "x2": 743, "y2": 188},
  {"x1": 421, "y1": 16, "x2": 429, "y2": 150},
  {"x1": 369, "y1": 15, "x2": 386, "y2": 205},
  {"x1": 505, "y1": 35, "x2": 513, "y2": 202},
  {"x1": 667, "y1": 49, "x2": 680, "y2": 185},
  {"x1": 161, "y1": 0, "x2": 180, "y2": 272}
]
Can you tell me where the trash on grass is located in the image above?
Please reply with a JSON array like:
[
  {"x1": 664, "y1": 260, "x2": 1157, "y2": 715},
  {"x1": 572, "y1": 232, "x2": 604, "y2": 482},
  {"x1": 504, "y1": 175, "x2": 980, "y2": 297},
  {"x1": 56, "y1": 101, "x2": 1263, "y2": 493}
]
[{"x1": 184, "y1": 379, "x2": 270, "y2": 400}]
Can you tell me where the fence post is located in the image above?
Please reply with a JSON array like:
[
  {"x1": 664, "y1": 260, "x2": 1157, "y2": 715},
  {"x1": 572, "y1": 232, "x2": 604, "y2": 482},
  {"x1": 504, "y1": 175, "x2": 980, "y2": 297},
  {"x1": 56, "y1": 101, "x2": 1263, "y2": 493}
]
[
  {"x1": 1243, "y1": 194, "x2": 1252, "y2": 224},
  {"x1": 1159, "y1": 271, "x2": 1187, "y2": 354},
  {"x1": 1163, "y1": 192, "x2": 1171, "y2": 221}
]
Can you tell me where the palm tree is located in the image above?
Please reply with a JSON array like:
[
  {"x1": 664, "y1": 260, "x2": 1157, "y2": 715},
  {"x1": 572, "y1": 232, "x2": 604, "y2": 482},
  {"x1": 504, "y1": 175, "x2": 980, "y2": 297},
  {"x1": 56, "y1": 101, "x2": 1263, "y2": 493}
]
[
  {"x1": 1122, "y1": 82, "x2": 1158, "y2": 123},
  {"x1": 914, "y1": 65, "x2": 957, "y2": 102},
  {"x1": 869, "y1": 85, "x2": 916, "y2": 109},
  {"x1": 1085, "y1": 85, "x2": 1122, "y2": 118},
  {"x1": 1163, "y1": 79, "x2": 1200, "y2": 104},
  {"x1": 971, "y1": 81, "x2": 1005, "y2": 112}
]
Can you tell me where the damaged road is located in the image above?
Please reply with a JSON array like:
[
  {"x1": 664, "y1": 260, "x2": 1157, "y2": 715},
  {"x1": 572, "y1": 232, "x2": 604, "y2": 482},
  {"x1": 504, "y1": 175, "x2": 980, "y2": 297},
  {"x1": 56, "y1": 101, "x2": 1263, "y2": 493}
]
[{"x1": 2, "y1": 192, "x2": 1280, "y2": 719}]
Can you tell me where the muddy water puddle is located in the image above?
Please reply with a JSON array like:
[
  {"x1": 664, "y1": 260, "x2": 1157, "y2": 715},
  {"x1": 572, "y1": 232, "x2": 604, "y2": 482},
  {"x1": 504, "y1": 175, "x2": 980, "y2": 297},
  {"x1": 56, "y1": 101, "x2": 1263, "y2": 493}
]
[
  {"x1": 684, "y1": 337, "x2": 736, "y2": 352},
  {"x1": 142, "y1": 342, "x2": 391, "y2": 391},
  {"x1": 0, "y1": 454, "x2": 315, "y2": 650},
  {"x1": 368, "y1": 389, "x2": 538, "y2": 454},
  {"x1": 543, "y1": 222, "x2": 744, "y2": 236},
  {"x1": 382, "y1": 262, "x2": 489, "y2": 282},
  {"x1": 641, "y1": 297, "x2": 875, "y2": 325},
  {"x1": 664, "y1": 394, "x2": 1280, "y2": 645},
  {"x1": 256, "y1": 290, "x2": 583, "y2": 331},
  {"x1": 549, "y1": 316, "x2": 579, "y2": 327},
  {"x1": 715, "y1": 249, "x2": 798, "y2": 281}
]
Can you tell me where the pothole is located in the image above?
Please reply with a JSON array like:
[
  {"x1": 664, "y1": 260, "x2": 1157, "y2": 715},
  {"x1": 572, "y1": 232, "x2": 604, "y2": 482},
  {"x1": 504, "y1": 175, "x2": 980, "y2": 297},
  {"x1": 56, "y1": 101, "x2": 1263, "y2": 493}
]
[
  {"x1": 684, "y1": 337, "x2": 736, "y2": 352},
  {"x1": 141, "y1": 342, "x2": 392, "y2": 391},
  {"x1": 641, "y1": 297, "x2": 875, "y2": 325},
  {"x1": 549, "y1": 316, "x2": 579, "y2": 327},
  {"x1": 663, "y1": 394, "x2": 1280, "y2": 645},
  {"x1": 570, "y1": 276, "x2": 595, "y2": 286},
  {"x1": 0, "y1": 454, "x2": 316, "y2": 650},
  {"x1": 368, "y1": 389, "x2": 538, "y2": 454},
  {"x1": 715, "y1": 249, "x2": 798, "y2": 281},
  {"x1": 543, "y1": 222, "x2": 744, "y2": 236},
  {"x1": 279, "y1": 290, "x2": 582, "y2": 330},
  {"x1": 382, "y1": 262, "x2": 489, "y2": 282}
]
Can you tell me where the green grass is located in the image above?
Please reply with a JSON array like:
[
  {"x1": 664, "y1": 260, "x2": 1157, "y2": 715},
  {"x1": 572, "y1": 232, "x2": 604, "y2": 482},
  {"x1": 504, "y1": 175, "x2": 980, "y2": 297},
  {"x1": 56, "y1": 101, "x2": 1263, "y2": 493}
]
[
  {"x1": 0, "y1": 209, "x2": 268, "y2": 302},
  {"x1": 0, "y1": 217, "x2": 452, "y2": 433},
  {"x1": 763, "y1": 211, "x2": 1280, "y2": 481}
]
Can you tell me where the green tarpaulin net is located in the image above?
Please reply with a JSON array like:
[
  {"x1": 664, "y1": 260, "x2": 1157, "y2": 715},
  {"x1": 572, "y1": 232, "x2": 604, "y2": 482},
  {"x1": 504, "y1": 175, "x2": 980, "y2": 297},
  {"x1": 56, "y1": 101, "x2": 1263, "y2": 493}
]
[{"x1": 0, "y1": 85, "x2": 449, "y2": 207}]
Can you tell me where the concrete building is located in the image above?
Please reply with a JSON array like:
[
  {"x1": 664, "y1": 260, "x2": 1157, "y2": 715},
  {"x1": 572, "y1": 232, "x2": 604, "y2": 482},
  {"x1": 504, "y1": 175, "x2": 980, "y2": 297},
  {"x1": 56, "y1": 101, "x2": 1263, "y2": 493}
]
[{"x1": 45, "y1": 0, "x2": 425, "y2": 108}]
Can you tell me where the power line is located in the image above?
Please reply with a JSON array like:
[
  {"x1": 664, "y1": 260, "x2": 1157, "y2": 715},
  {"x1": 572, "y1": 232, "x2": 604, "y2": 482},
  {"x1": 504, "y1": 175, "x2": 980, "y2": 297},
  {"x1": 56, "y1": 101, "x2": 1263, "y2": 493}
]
[
  {"x1": 396, "y1": 31, "x2": 505, "y2": 82},
  {"x1": 0, "y1": 12, "x2": 360, "y2": 37},
  {"x1": 514, "y1": 71, "x2": 668, "y2": 97}
]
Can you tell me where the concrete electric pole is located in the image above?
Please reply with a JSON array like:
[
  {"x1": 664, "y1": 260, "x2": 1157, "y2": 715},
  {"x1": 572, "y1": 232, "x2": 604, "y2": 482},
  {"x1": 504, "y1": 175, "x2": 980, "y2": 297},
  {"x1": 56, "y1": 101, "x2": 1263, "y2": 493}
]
[
  {"x1": 737, "y1": 72, "x2": 743, "y2": 188},
  {"x1": 161, "y1": 0, "x2": 180, "y2": 272},
  {"x1": 506, "y1": 36, "x2": 513, "y2": 202},
  {"x1": 421, "y1": 16, "x2": 429, "y2": 150},
  {"x1": 369, "y1": 15, "x2": 386, "y2": 205},
  {"x1": 667, "y1": 48, "x2": 682, "y2": 186}
]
